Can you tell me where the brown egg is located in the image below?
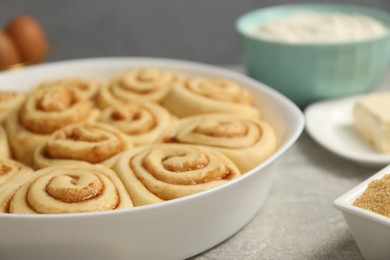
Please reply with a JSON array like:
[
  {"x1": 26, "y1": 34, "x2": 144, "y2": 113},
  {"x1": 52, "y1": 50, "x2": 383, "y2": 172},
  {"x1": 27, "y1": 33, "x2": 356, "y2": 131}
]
[
  {"x1": 6, "y1": 15, "x2": 48, "y2": 63},
  {"x1": 0, "y1": 30, "x2": 21, "y2": 68}
]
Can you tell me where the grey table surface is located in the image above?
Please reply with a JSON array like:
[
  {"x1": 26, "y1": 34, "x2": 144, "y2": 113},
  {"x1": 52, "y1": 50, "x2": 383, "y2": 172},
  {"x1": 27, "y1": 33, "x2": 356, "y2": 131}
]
[
  {"x1": 193, "y1": 131, "x2": 368, "y2": 260},
  {"x1": 190, "y1": 69, "x2": 390, "y2": 260}
]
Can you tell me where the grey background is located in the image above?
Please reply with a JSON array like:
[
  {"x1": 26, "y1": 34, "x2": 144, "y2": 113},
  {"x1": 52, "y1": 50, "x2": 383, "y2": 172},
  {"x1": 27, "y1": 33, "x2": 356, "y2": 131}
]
[{"x1": 0, "y1": 0, "x2": 389, "y2": 65}]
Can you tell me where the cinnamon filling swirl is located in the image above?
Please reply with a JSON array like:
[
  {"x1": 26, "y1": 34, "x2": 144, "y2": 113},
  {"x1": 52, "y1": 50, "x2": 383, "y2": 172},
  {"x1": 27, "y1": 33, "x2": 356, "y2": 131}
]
[
  {"x1": 165, "y1": 118, "x2": 263, "y2": 149},
  {"x1": 8, "y1": 166, "x2": 133, "y2": 214},
  {"x1": 19, "y1": 87, "x2": 93, "y2": 134},
  {"x1": 43, "y1": 123, "x2": 128, "y2": 164},
  {"x1": 36, "y1": 78, "x2": 100, "y2": 100},
  {"x1": 120, "y1": 144, "x2": 241, "y2": 201},
  {"x1": 184, "y1": 78, "x2": 253, "y2": 104},
  {"x1": 108, "y1": 105, "x2": 156, "y2": 135},
  {"x1": 116, "y1": 68, "x2": 176, "y2": 94}
]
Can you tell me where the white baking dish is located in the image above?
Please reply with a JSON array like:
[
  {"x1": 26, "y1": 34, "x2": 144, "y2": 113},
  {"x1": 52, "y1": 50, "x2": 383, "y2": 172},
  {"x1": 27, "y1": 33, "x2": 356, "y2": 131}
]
[
  {"x1": 334, "y1": 164, "x2": 390, "y2": 260},
  {"x1": 0, "y1": 57, "x2": 304, "y2": 260}
]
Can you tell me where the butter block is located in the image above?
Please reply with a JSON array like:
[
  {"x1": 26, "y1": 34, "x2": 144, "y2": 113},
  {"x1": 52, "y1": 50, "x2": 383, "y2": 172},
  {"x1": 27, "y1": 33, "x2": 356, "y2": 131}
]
[{"x1": 353, "y1": 93, "x2": 390, "y2": 153}]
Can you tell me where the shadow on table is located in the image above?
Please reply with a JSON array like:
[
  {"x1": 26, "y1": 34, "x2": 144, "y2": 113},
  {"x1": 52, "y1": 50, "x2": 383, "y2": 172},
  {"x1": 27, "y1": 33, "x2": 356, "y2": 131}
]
[{"x1": 297, "y1": 131, "x2": 378, "y2": 181}]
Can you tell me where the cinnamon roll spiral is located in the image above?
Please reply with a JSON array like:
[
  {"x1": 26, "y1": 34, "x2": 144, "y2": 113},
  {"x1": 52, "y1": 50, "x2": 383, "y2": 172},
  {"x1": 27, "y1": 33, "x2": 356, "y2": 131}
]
[
  {"x1": 0, "y1": 159, "x2": 33, "y2": 213},
  {"x1": 160, "y1": 114, "x2": 277, "y2": 173},
  {"x1": 98, "y1": 68, "x2": 179, "y2": 108},
  {"x1": 114, "y1": 144, "x2": 241, "y2": 206},
  {"x1": 7, "y1": 164, "x2": 133, "y2": 214},
  {"x1": 161, "y1": 77, "x2": 260, "y2": 118},
  {"x1": 34, "y1": 122, "x2": 133, "y2": 169},
  {"x1": 99, "y1": 101, "x2": 175, "y2": 146},
  {"x1": 5, "y1": 86, "x2": 99, "y2": 166},
  {"x1": 36, "y1": 78, "x2": 101, "y2": 100},
  {"x1": 0, "y1": 91, "x2": 25, "y2": 123}
]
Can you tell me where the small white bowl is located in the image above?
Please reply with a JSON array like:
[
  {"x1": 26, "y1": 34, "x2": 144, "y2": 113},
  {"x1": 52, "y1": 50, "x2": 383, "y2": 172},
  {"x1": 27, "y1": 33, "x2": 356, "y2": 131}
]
[
  {"x1": 334, "y1": 164, "x2": 390, "y2": 260},
  {"x1": 0, "y1": 57, "x2": 304, "y2": 260}
]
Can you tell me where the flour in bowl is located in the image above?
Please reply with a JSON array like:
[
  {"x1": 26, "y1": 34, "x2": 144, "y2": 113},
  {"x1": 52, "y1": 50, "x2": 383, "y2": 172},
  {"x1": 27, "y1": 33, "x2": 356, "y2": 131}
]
[{"x1": 253, "y1": 11, "x2": 387, "y2": 43}]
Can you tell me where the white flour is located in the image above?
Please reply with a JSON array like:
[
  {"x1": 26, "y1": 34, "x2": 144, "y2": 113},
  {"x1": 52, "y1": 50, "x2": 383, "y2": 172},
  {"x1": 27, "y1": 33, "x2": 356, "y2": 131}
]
[{"x1": 253, "y1": 11, "x2": 387, "y2": 43}]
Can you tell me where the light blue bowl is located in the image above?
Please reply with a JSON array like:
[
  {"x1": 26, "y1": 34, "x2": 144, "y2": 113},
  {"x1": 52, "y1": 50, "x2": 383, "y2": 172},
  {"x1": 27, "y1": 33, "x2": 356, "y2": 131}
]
[{"x1": 237, "y1": 4, "x2": 390, "y2": 107}]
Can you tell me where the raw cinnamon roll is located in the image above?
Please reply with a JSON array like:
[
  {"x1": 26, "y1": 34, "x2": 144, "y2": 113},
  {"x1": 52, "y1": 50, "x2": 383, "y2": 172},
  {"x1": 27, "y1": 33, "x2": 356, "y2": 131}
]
[
  {"x1": 0, "y1": 91, "x2": 25, "y2": 123},
  {"x1": 98, "y1": 68, "x2": 179, "y2": 108},
  {"x1": 36, "y1": 78, "x2": 101, "y2": 100},
  {"x1": 160, "y1": 114, "x2": 277, "y2": 173},
  {"x1": 99, "y1": 101, "x2": 175, "y2": 146},
  {"x1": 0, "y1": 126, "x2": 10, "y2": 159},
  {"x1": 5, "y1": 86, "x2": 99, "y2": 166},
  {"x1": 114, "y1": 144, "x2": 241, "y2": 206},
  {"x1": 0, "y1": 159, "x2": 33, "y2": 213},
  {"x1": 34, "y1": 122, "x2": 133, "y2": 169},
  {"x1": 7, "y1": 164, "x2": 133, "y2": 214},
  {"x1": 161, "y1": 77, "x2": 260, "y2": 118}
]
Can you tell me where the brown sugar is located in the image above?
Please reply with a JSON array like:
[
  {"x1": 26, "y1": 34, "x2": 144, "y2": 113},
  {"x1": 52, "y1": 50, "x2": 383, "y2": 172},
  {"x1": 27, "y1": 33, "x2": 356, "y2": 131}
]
[{"x1": 353, "y1": 174, "x2": 390, "y2": 218}]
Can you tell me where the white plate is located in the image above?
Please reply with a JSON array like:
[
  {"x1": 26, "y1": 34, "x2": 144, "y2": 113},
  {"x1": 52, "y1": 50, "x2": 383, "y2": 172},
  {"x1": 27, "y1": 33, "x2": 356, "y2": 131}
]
[{"x1": 305, "y1": 96, "x2": 390, "y2": 166}]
